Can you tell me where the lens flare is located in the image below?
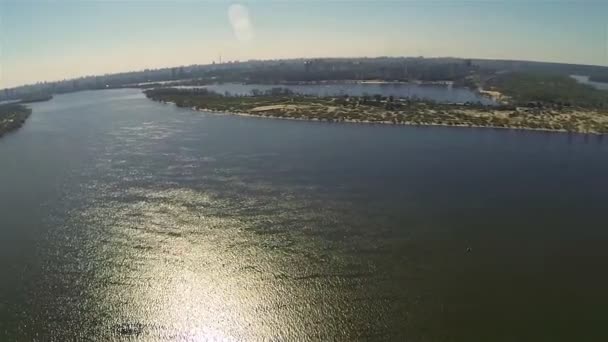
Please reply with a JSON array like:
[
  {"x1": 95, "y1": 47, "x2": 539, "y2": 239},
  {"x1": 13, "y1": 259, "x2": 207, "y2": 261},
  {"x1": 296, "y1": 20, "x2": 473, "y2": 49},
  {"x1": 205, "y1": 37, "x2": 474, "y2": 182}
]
[{"x1": 228, "y1": 4, "x2": 254, "y2": 43}]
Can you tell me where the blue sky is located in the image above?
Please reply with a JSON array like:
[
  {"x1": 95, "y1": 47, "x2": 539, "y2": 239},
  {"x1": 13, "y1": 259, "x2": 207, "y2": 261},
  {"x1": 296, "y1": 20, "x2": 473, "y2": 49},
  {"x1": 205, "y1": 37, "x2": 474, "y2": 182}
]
[{"x1": 1, "y1": 0, "x2": 607, "y2": 88}]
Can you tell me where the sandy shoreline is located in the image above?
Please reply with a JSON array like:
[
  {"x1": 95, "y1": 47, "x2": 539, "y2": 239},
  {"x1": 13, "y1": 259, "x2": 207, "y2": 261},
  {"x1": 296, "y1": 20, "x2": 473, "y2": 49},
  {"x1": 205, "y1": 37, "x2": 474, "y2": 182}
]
[{"x1": 156, "y1": 100, "x2": 600, "y2": 135}]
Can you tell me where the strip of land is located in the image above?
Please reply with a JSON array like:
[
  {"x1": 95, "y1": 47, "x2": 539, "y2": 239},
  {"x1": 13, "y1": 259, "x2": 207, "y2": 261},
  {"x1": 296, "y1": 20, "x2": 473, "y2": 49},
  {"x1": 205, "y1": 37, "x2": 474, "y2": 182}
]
[
  {"x1": 145, "y1": 88, "x2": 608, "y2": 134},
  {"x1": 0, "y1": 104, "x2": 31, "y2": 137}
]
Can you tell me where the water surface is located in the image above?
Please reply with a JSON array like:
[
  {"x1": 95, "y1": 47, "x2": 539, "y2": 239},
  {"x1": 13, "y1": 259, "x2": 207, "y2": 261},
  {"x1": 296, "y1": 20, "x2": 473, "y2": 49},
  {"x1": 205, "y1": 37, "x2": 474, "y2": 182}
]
[
  {"x1": 177, "y1": 82, "x2": 495, "y2": 105},
  {"x1": 570, "y1": 74, "x2": 608, "y2": 90},
  {"x1": 1, "y1": 89, "x2": 607, "y2": 341}
]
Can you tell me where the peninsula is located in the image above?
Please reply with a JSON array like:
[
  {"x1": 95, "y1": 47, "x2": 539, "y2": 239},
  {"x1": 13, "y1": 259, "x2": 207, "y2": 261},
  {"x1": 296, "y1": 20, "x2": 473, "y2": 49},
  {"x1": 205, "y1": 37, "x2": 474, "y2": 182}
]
[
  {"x1": 145, "y1": 85, "x2": 608, "y2": 134},
  {"x1": 0, "y1": 104, "x2": 31, "y2": 137}
]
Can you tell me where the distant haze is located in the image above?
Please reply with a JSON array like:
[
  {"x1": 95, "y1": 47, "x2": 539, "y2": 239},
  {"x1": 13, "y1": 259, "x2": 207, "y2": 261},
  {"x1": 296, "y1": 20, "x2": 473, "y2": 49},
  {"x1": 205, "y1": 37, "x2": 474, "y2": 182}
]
[{"x1": 1, "y1": 0, "x2": 607, "y2": 88}]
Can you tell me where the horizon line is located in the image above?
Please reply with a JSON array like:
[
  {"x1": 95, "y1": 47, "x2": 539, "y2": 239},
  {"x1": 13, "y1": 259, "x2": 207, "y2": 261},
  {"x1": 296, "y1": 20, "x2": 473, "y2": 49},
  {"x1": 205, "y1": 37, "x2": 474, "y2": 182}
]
[{"x1": 3, "y1": 55, "x2": 608, "y2": 91}]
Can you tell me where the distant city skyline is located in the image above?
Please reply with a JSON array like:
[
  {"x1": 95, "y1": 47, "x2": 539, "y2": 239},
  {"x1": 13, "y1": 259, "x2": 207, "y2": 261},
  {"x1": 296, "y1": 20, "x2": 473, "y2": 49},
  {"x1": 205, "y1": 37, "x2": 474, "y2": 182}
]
[{"x1": 1, "y1": 0, "x2": 607, "y2": 88}]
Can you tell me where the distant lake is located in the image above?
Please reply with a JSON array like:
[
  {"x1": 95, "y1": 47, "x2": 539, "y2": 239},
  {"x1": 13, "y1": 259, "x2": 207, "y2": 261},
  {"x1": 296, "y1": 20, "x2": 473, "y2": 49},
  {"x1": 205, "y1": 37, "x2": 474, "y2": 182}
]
[
  {"x1": 176, "y1": 82, "x2": 496, "y2": 105},
  {"x1": 1, "y1": 89, "x2": 607, "y2": 341},
  {"x1": 570, "y1": 74, "x2": 608, "y2": 90}
]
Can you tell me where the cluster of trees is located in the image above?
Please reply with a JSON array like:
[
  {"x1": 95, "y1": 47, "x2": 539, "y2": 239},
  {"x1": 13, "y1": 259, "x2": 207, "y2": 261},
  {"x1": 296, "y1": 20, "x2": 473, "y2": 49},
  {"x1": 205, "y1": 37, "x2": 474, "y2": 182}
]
[
  {"x1": 144, "y1": 88, "x2": 223, "y2": 108},
  {"x1": 0, "y1": 103, "x2": 29, "y2": 116},
  {"x1": 0, "y1": 104, "x2": 31, "y2": 136},
  {"x1": 472, "y1": 59, "x2": 608, "y2": 78},
  {"x1": 209, "y1": 58, "x2": 478, "y2": 84},
  {"x1": 19, "y1": 92, "x2": 53, "y2": 103},
  {"x1": 487, "y1": 72, "x2": 608, "y2": 108}
]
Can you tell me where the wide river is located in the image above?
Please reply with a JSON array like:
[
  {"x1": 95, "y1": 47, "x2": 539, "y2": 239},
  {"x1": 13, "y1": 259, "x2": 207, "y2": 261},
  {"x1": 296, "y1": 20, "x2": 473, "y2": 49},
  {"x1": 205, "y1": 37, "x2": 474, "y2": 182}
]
[{"x1": 1, "y1": 89, "x2": 607, "y2": 341}]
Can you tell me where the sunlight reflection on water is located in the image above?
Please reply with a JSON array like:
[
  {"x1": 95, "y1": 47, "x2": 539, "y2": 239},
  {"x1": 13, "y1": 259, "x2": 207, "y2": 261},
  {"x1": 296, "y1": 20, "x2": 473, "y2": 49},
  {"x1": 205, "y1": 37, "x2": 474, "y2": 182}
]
[{"x1": 3, "y1": 89, "x2": 608, "y2": 340}]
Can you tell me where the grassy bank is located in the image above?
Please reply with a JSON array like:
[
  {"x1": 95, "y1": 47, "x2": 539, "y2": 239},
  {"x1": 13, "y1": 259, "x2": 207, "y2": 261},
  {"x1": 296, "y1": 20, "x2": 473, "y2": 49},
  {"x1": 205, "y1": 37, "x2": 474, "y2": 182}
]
[{"x1": 145, "y1": 88, "x2": 608, "y2": 134}]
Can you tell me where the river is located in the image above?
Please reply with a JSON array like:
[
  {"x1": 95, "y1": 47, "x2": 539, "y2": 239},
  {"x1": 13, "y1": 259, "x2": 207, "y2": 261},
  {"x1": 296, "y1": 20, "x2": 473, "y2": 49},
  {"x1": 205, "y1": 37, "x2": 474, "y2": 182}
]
[
  {"x1": 570, "y1": 75, "x2": 608, "y2": 91},
  {"x1": 1, "y1": 89, "x2": 607, "y2": 341},
  {"x1": 175, "y1": 82, "x2": 496, "y2": 105}
]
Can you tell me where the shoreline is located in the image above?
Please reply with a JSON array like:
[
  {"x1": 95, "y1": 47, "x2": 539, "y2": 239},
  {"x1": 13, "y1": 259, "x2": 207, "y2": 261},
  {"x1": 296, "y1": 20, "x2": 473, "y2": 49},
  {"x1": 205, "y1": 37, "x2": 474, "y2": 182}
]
[{"x1": 157, "y1": 100, "x2": 600, "y2": 135}]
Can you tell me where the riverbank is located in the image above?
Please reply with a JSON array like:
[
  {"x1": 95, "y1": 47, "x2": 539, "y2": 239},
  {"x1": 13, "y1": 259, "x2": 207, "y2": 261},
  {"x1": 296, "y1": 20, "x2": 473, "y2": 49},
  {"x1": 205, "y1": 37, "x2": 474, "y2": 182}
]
[
  {"x1": 0, "y1": 104, "x2": 31, "y2": 137},
  {"x1": 145, "y1": 88, "x2": 608, "y2": 134},
  {"x1": 19, "y1": 93, "x2": 53, "y2": 103}
]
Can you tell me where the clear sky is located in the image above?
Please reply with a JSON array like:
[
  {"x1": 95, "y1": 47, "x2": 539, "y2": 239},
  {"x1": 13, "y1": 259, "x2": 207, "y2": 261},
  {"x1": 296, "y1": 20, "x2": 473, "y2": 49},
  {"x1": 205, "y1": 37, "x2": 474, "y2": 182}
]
[{"x1": 1, "y1": 0, "x2": 607, "y2": 88}]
